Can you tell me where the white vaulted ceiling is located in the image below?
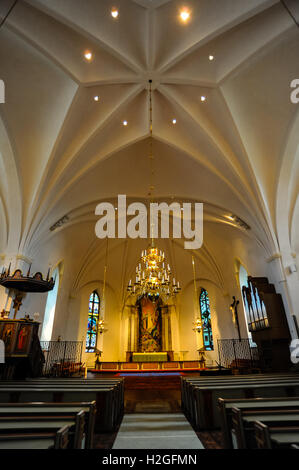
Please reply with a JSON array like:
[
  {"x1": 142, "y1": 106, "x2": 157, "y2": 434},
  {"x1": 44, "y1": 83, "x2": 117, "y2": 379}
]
[{"x1": 0, "y1": 0, "x2": 298, "y2": 270}]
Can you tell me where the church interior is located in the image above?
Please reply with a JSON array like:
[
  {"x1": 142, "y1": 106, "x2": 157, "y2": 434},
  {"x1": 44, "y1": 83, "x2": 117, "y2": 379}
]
[{"x1": 0, "y1": 0, "x2": 299, "y2": 452}]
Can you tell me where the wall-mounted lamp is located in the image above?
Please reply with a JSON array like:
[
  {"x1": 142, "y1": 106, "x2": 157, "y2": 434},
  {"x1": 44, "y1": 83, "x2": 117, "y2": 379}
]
[
  {"x1": 98, "y1": 319, "x2": 106, "y2": 334},
  {"x1": 193, "y1": 318, "x2": 202, "y2": 333}
]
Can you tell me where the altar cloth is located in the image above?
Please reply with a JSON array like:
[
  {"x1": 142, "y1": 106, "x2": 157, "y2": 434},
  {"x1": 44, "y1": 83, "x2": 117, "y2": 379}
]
[{"x1": 132, "y1": 352, "x2": 168, "y2": 362}]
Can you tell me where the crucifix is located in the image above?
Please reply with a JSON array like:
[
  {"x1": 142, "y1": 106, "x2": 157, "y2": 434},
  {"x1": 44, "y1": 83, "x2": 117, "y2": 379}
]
[
  {"x1": 230, "y1": 296, "x2": 241, "y2": 340},
  {"x1": 12, "y1": 292, "x2": 24, "y2": 319}
]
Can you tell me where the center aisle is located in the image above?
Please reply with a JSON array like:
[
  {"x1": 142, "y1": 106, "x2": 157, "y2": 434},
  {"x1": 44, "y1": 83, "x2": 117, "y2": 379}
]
[{"x1": 112, "y1": 413, "x2": 204, "y2": 449}]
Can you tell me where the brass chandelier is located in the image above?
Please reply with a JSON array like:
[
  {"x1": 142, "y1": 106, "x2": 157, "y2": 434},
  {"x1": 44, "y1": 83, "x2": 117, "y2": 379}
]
[{"x1": 127, "y1": 243, "x2": 181, "y2": 299}]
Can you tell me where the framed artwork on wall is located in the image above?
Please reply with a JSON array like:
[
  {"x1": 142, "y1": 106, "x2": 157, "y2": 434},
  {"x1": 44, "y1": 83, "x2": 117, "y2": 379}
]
[
  {"x1": 14, "y1": 324, "x2": 33, "y2": 355},
  {"x1": 1, "y1": 322, "x2": 18, "y2": 355}
]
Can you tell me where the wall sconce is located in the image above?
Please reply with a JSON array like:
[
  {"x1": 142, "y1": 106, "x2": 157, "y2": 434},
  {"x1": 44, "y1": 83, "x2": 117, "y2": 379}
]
[
  {"x1": 98, "y1": 319, "x2": 106, "y2": 334},
  {"x1": 193, "y1": 318, "x2": 202, "y2": 333}
]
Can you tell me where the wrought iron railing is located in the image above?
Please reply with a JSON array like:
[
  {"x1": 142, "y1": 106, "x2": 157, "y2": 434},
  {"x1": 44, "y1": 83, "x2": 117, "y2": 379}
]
[
  {"x1": 40, "y1": 341, "x2": 83, "y2": 377},
  {"x1": 217, "y1": 338, "x2": 260, "y2": 370}
]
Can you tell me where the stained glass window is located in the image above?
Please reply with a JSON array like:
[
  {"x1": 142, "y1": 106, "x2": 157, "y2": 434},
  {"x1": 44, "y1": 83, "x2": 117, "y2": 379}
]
[
  {"x1": 199, "y1": 288, "x2": 214, "y2": 351},
  {"x1": 85, "y1": 291, "x2": 100, "y2": 352}
]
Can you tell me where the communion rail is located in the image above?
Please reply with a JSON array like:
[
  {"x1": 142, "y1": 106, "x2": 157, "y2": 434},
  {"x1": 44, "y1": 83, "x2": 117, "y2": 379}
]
[
  {"x1": 40, "y1": 341, "x2": 83, "y2": 377},
  {"x1": 217, "y1": 338, "x2": 260, "y2": 371}
]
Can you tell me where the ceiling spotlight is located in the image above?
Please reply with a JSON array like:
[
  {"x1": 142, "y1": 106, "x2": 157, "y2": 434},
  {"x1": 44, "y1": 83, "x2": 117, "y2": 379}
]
[
  {"x1": 84, "y1": 51, "x2": 93, "y2": 61},
  {"x1": 209, "y1": 55, "x2": 214, "y2": 61},
  {"x1": 94, "y1": 95, "x2": 100, "y2": 102},
  {"x1": 172, "y1": 119, "x2": 177, "y2": 124},
  {"x1": 200, "y1": 96, "x2": 206, "y2": 102},
  {"x1": 111, "y1": 8, "x2": 119, "y2": 19},
  {"x1": 123, "y1": 120, "x2": 128, "y2": 126},
  {"x1": 180, "y1": 8, "x2": 190, "y2": 23}
]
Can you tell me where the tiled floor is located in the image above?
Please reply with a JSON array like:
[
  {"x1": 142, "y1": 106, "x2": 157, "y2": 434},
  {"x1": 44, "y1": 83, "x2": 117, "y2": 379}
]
[{"x1": 112, "y1": 413, "x2": 205, "y2": 449}]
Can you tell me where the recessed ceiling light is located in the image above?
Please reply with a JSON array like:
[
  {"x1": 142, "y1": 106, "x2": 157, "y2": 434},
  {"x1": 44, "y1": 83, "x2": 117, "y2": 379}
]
[
  {"x1": 200, "y1": 96, "x2": 206, "y2": 102},
  {"x1": 123, "y1": 120, "x2": 128, "y2": 126},
  {"x1": 94, "y1": 95, "x2": 100, "y2": 102},
  {"x1": 84, "y1": 51, "x2": 93, "y2": 61},
  {"x1": 172, "y1": 119, "x2": 177, "y2": 124},
  {"x1": 180, "y1": 9, "x2": 190, "y2": 23},
  {"x1": 209, "y1": 55, "x2": 214, "y2": 61},
  {"x1": 111, "y1": 8, "x2": 119, "y2": 19}
]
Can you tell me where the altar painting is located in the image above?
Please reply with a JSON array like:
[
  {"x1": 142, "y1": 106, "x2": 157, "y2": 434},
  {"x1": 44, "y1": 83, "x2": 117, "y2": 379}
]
[{"x1": 139, "y1": 296, "x2": 161, "y2": 352}]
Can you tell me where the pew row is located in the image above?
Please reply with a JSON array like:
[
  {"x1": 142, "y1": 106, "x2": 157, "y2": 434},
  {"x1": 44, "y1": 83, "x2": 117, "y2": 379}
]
[
  {"x1": 0, "y1": 402, "x2": 96, "y2": 448},
  {"x1": 218, "y1": 397, "x2": 299, "y2": 449},
  {"x1": 254, "y1": 422, "x2": 299, "y2": 449},
  {"x1": 181, "y1": 374, "x2": 299, "y2": 418},
  {"x1": 0, "y1": 424, "x2": 70, "y2": 449},
  {"x1": 181, "y1": 374, "x2": 299, "y2": 430},
  {"x1": 0, "y1": 379, "x2": 124, "y2": 432},
  {"x1": 232, "y1": 407, "x2": 299, "y2": 449}
]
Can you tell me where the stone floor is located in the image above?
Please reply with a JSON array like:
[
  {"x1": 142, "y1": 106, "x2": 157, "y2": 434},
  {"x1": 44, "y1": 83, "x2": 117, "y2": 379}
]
[{"x1": 112, "y1": 413, "x2": 205, "y2": 449}]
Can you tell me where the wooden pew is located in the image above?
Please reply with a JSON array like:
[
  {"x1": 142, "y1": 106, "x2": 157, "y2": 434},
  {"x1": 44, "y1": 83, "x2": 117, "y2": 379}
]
[
  {"x1": 0, "y1": 379, "x2": 124, "y2": 404},
  {"x1": 254, "y1": 422, "x2": 299, "y2": 449},
  {"x1": 24, "y1": 377, "x2": 124, "y2": 415},
  {"x1": 0, "y1": 410, "x2": 85, "y2": 449},
  {"x1": 0, "y1": 411, "x2": 84, "y2": 448},
  {"x1": 232, "y1": 407, "x2": 299, "y2": 449},
  {"x1": 0, "y1": 402, "x2": 96, "y2": 449},
  {"x1": 193, "y1": 380, "x2": 299, "y2": 429},
  {"x1": 25, "y1": 378, "x2": 124, "y2": 422},
  {"x1": 181, "y1": 374, "x2": 298, "y2": 417},
  {"x1": 182, "y1": 375, "x2": 299, "y2": 426},
  {"x1": 0, "y1": 424, "x2": 69, "y2": 449},
  {"x1": 218, "y1": 397, "x2": 299, "y2": 449},
  {"x1": 181, "y1": 374, "x2": 299, "y2": 415},
  {"x1": 0, "y1": 382, "x2": 122, "y2": 431}
]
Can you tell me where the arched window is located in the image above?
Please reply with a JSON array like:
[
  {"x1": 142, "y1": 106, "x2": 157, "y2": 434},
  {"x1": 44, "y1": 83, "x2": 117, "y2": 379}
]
[
  {"x1": 41, "y1": 267, "x2": 59, "y2": 342},
  {"x1": 85, "y1": 291, "x2": 100, "y2": 353},
  {"x1": 199, "y1": 288, "x2": 214, "y2": 351}
]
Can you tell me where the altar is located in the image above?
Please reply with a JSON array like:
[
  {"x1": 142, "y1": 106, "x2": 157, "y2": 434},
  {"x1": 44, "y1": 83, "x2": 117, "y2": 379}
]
[{"x1": 132, "y1": 352, "x2": 168, "y2": 363}]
